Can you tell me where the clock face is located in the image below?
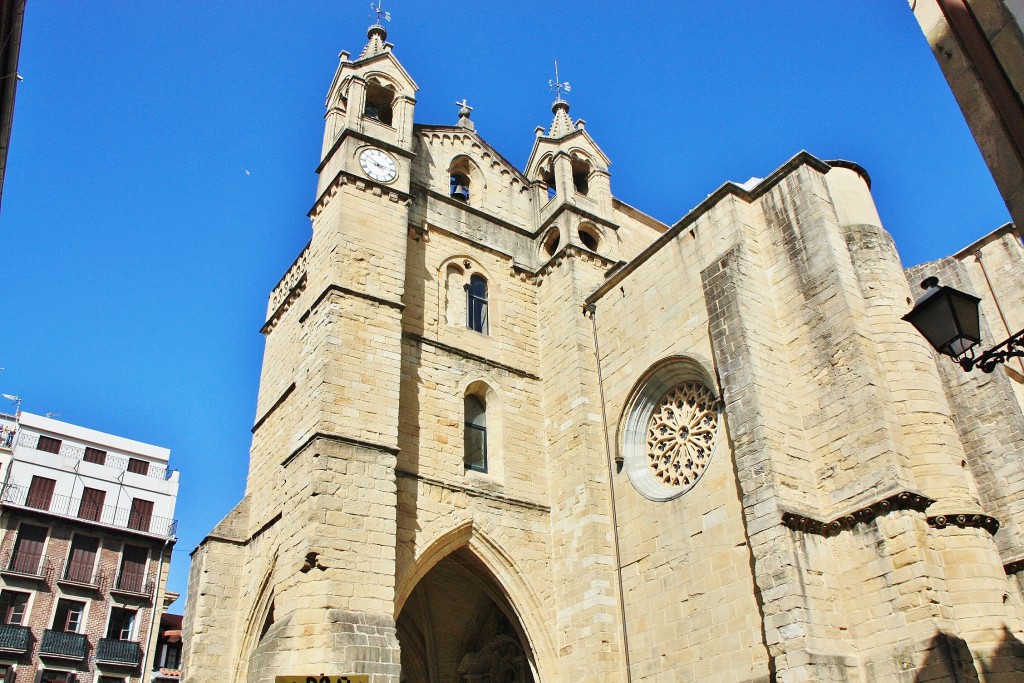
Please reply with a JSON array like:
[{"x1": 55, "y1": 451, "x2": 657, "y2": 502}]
[{"x1": 359, "y1": 148, "x2": 398, "y2": 183}]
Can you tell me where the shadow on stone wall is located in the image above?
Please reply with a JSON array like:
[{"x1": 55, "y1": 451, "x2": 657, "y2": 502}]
[
  {"x1": 913, "y1": 632, "x2": 978, "y2": 682},
  {"x1": 912, "y1": 628, "x2": 1024, "y2": 682},
  {"x1": 981, "y1": 626, "x2": 1024, "y2": 680}
]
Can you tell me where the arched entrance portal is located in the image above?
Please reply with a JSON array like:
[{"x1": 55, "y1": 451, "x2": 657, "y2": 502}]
[{"x1": 397, "y1": 547, "x2": 538, "y2": 683}]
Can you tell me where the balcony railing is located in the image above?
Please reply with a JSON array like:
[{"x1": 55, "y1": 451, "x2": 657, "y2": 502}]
[
  {"x1": 0, "y1": 624, "x2": 31, "y2": 652},
  {"x1": 17, "y1": 431, "x2": 172, "y2": 480},
  {"x1": 59, "y1": 562, "x2": 107, "y2": 590},
  {"x1": 96, "y1": 638, "x2": 141, "y2": 666},
  {"x1": 112, "y1": 572, "x2": 154, "y2": 597},
  {"x1": 40, "y1": 630, "x2": 87, "y2": 660},
  {"x1": 0, "y1": 484, "x2": 177, "y2": 537},
  {"x1": 0, "y1": 548, "x2": 54, "y2": 581}
]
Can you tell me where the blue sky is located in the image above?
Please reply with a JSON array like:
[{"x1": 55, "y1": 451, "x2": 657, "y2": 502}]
[{"x1": 0, "y1": 2, "x2": 1010, "y2": 604}]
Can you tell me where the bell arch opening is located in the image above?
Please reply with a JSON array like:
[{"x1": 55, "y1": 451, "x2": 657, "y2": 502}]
[{"x1": 397, "y1": 547, "x2": 539, "y2": 683}]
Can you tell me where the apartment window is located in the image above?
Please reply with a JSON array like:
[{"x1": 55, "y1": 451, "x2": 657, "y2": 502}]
[
  {"x1": 52, "y1": 598, "x2": 85, "y2": 633},
  {"x1": 41, "y1": 671, "x2": 76, "y2": 683},
  {"x1": 83, "y1": 447, "x2": 107, "y2": 465},
  {"x1": 0, "y1": 665, "x2": 12, "y2": 683},
  {"x1": 127, "y1": 458, "x2": 149, "y2": 476},
  {"x1": 64, "y1": 535, "x2": 98, "y2": 584},
  {"x1": 127, "y1": 498, "x2": 154, "y2": 532},
  {"x1": 106, "y1": 607, "x2": 137, "y2": 641},
  {"x1": 464, "y1": 395, "x2": 487, "y2": 472},
  {"x1": 161, "y1": 643, "x2": 181, "y2": 669},
  {"x1": 117, "y1": 545, "x2": 148, "y2": 593},
  {"x1": 77, "y1": 487, "x2": 106, "y2": 522},
  {"x1": 36, "y1": 436, "x2": 61, "y2": 454},
  {"x1": 466, "y1": 274, "x2": 488, "y2": 334},
  {"x1": 0, "y1": 590, "x2": 29, "y2": 625},
  {"x1": 26, "y1": 475, "x2": 56, "y2": 510},
  {"x1": 9, "y1": 524, "x2": 46, "y2": 574}
]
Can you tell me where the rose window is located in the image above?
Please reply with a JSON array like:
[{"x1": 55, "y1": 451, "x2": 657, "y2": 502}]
[{"x1": 645, "y1": 382, "x2": 719, "y2": 489}]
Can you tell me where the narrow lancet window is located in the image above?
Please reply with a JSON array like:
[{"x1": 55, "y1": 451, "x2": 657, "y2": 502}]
[
  {"x1": 466, "y1": 274, "x2": 488, "y2": 334},
  {"x1": 464, "y1": 395, "x2": 487, "y2": 472}
]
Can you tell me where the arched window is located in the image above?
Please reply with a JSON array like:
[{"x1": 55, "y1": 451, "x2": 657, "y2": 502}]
[
  {"x1": 363, "y1": 80, "x2": 395, "y2": 126},
  {"x1": 466, "y1": 274, "x2": 488, "y2": 334},
  {"x1": 571, "y1": 156, "x2": 591, "y2": 195},
  {"x1": 578, "y1": 223, "x2": 600, "y2": 251},
  {"x1": 543, "y1": 228, "x2": 561, "y2": 257},
  {"x1": 450, "y1": 172, "x2": 470, "y2": 202},
  {"x1": 464, "y1": 395, "x2": 487, "y2": 472},
  {"x1": 542, "y1": 168, "x2": 556, "y2": 201}
]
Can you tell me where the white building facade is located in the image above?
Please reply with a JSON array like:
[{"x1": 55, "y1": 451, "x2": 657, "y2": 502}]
[{"x1": 0, "y1": 411, "x2": 179, "y2": 683}]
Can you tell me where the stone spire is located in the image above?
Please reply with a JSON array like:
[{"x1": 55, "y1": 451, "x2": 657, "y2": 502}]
[
  {"x1": 548, "y1": 99, "x2": 577, "y2": 138},
  {"x1": 359, "y1": 1, "x2": 391, "y2": 60}
]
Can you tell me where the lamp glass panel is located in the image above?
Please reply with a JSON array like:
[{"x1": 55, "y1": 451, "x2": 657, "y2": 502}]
[{"x1": 949, "y1": 290, "x2": 982, "y2": 343}]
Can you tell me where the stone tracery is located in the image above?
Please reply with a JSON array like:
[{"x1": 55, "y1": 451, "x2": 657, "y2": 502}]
[{"x1": 645, "y1": 382, "x2": 719, "y2": 489}]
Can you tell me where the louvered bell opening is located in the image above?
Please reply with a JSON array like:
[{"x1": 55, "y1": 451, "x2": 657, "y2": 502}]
[
  {"x1": 364, "y1": 104, "x2": 380, "y2": 121},
  {"x1": 450, "y1": 175, "x2": 470, "y2": 202}
]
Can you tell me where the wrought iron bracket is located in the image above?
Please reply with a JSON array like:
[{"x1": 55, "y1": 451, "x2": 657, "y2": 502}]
[{"x1": 959, "y1": 327, "x2": 1024, "y2": 373}]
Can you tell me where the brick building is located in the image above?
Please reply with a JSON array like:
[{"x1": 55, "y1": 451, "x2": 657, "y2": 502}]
[
  {"x1": 182, "y1": 17, "x2": 1024, "y2": 683},
  {"x1": 0, "y1": 411, "x2": 179, "y2": 683}
]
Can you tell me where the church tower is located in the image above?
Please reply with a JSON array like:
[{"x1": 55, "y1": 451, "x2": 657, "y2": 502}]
[{"x1": 182, "y1": 15, "x2": 416, "y2": 682}]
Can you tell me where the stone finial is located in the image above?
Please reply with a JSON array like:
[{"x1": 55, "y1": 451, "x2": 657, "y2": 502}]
[
  {"x1": 456, "y1": 99, "x2": 475, "y2": 131},
  {"x1": 359, "y1": 1, "x2": 391, "y2": 59}
]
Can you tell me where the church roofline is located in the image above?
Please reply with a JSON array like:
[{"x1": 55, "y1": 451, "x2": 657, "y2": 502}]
[
  {"x1": 951, "y1": 221, "x2": 1019, "y2": 259},
  {"x1": 584, "y1": 151, "x2": 835, "y2": 306},
  {"x1": 415, "y1": 123, "x2": 530, "y2": 184}
]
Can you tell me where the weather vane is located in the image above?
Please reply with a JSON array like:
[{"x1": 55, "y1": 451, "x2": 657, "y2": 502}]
[
  {"x1": 549, "y1": 59, "x2": 571, "y2": 101},
  {"x1": 370, "y1": 0, "x2": 391, "y2": 25}
]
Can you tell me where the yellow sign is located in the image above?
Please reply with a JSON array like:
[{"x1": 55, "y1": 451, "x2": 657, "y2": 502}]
[{"x1": 275, "y1": 677, "x2": 369, "y2": 683}]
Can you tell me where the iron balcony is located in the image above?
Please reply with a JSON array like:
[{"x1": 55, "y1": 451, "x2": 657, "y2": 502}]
[
  {"x1": 96, "y1": 638, "x2": 142, "y2": 666},
  {"x1": 39, "y1": 629, "x2": 87, "y2": 660},
  {"x1": 0, "y1": 624, "x2": 30, "y2": 653}
]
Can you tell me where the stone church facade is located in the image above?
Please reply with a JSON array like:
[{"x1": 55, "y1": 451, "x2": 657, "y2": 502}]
[{"x1": 181, "y1": 20, "x2": 1024, "y2": 683}]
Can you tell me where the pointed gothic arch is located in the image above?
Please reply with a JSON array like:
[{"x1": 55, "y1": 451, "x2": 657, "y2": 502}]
[
  {"x1": 395, "y1": 518, "x2": 556, "y2": 683},
  {"x1": 233, "y1": 554, "x2": 279, "y2": 683}
]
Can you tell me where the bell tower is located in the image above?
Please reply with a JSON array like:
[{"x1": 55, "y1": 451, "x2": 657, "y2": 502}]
[{"x1": 183, "y1": 10, "x2": 417, "y2": 683}]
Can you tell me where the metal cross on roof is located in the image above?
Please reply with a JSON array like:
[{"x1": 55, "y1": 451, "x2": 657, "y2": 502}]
[
  {"x1": 370, "y1": 0, "x2": 391, "y2": 25},
  {"x1": 548, "y1": 59, "x2": 571, "y2": 101},
  {"x1": 456, "y1": 99, "x2": 473, "y2": 114}
]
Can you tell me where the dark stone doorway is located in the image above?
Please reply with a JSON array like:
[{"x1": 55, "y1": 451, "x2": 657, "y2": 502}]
[{"x1": 397, "y1": 548, "x2": 537, "y2": 683}]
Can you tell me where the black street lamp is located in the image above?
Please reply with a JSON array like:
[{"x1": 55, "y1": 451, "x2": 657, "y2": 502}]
[{"x1": 903, "y1": 276, "x2": 1024, "y2": 373}]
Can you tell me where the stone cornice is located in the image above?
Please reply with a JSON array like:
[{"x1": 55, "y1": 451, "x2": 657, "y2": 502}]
[
  {"x1": 281, "y1": 431, "x2": 400, "y2": 468},
  {"x1": 251, "y1": 383, "x2": 295, "y2": 434},
  {"x1": 298, "y1": 283, "x2": 405, "y2": 326},
  {"x1": 928, "y1": 513, "x2": 1000, "y2": 535},
  {"x1": 534, "y1": 243, "x2": 622, "y2": 280},
  {"x1": 421, "y1": 188, "x2": 533, "y2": 237},
  {"x1": 308, "y1": 169, "x2": 413, "y2": 220},
  {"x1": 781, "y1": 491, "x2": 935, "y2": 537},
  {"x1": 261, "y1": 273, "x2": 307, "y2": 335},
  {"x1": 537, "y1": 201, "x2": 620, "y2": 235},
  {"x1": 395, "y1": 468, "x2": 550, "y2": 513},
  {"x1": 403, "y1": 332, "x2": 541, "y2": 381}
]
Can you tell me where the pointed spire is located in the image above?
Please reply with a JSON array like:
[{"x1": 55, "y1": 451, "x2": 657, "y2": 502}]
[
  {"x1": 360, "y1": 1, "x2": 391, "y2": 60},
  {"x1": 547, "y1": 59, "x2": 578, "y2": 138}
]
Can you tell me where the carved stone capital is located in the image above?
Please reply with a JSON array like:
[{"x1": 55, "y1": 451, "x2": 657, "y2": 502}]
[{"x1": 781, "y1": 491, "x2": 935, "y2": 537}]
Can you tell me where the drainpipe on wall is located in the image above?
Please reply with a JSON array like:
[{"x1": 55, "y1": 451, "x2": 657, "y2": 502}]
[{"x1": 584, "y1": 303, "x2": 633, "y2": 683}]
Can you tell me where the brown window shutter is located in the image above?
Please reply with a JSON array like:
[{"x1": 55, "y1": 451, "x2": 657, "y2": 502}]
[
  {"x1": 118, "y1": 545, "x2": 148, "y2": 592},
  {"x1": 10, "y1": 524, "x2": 46, "y2": 574},
  {"x1": 127, "y1": 498, "x2": 154, "y2": 532},
  {"x1": 127, "y1": 458, "x2": 149, "y2": 476},
  {"x1": 83, "y1": 447, "x2": 107, "y2": 465},
  {"x1": 65, "y1": 536, "x2": 98, "y2": 583},
  {"x1": 36, "y1": 436, "x2": 61, "y2": 454},
  {"x1": 26, "y1": 476, "x2": 56, "y2": 510},
  {"x1": 77, "y1": 487, "x2": 106, "y2": 522}
]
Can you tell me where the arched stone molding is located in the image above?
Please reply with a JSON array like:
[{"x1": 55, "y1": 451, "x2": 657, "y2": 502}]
[
  {"x1": 532, "y1": 154, "x2": 557, "y2": 204},
  {"x1": 235, "y1": 554, "x2": 279, "y2": 683},
  {"x1": 573, "y1": 220, "x2": 606, "y2": 256},
  {"x1": 437, "y1": 256, "x2": 500, "y2": 335},
  {"x1": 539, "y1": 225, "x2": 562, "y2": 260},
  {"x1": 447, "y1": 154, "x2": 487, "y2": 208},
  {"x1": 395, "y1": 515, "x2": 557, "y2": 683},
  {"x1": 617, "y1": 355, "x2": 723, "y2": 501}
]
